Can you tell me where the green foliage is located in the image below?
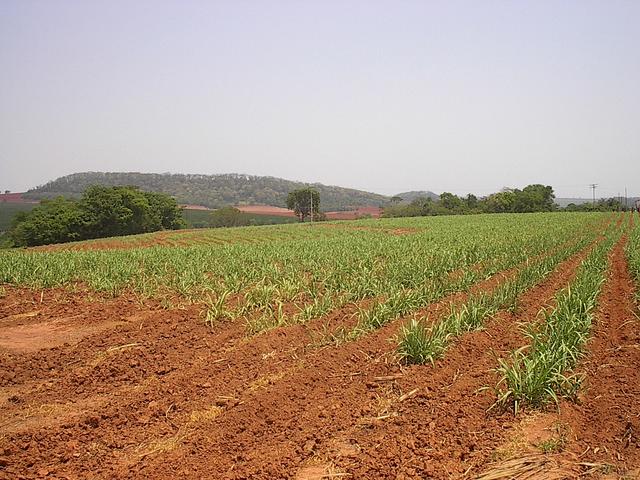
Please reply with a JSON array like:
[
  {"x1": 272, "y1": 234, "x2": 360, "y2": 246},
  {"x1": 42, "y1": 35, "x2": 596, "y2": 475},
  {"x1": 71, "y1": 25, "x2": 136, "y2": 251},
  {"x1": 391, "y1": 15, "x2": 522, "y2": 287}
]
[
  {"x1": 9, "y1": 186, "x2": 184, "y2": 247},
  {"x1": 512, "y1": 185, "x2": 556, "y2": 213},
  {"x1": 0, "y1": 202, "x2": 37, "y2": 232},
  {"x1": 183, "y1": 208, "x2": 296, "y2": 228},
  {"x1": 286, "y1": 188, "x2": 320, "y2": 222},
  {"x1": 9, "y1": 197, "x2": 88, "y2": 246},
  {"x1": 384, "y1": 185, "x2": 557, "y2": 218},
  {"x1": 0, "y1": 213, "x2": 606, "y2": 342},
  {"x1": 625, "y1": 218, "x2": 640, "y2": 302},
  {"x1": 396, "y1": 231, "x2": 596, "y2": 366},
  {"x1": 566, "y1": 197, "x2": 630, "y2": 212},
  {"x1": 483, "y1": 190, "x2": 517, "y2": 213},
  {"x1": 209, "y1": 207, "x2": 251, "y2": 228}
]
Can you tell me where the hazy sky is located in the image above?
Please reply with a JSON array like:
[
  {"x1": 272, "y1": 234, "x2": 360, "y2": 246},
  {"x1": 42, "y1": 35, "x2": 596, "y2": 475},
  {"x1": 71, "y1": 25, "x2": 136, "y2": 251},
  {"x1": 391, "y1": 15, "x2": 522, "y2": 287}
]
[{"x1": 1, "y1": 0, "x2": 638, "y2": 198}]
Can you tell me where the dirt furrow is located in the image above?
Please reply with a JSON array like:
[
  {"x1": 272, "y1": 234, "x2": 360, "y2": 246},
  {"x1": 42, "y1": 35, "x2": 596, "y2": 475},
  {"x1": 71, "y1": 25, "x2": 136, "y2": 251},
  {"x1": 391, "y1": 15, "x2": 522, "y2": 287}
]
[
  {"x1": 0, "y1": 237, "x2": 600, "y2": 479},
  {"x1": 121, "y1": 238, "x2": 594, "y2": 479},
  {"x1": 0, "y1": 250, "x2": 542, "y2": 479},
  {"x1": 479, "y1": 234, "x2": 640, "y2": 479}
]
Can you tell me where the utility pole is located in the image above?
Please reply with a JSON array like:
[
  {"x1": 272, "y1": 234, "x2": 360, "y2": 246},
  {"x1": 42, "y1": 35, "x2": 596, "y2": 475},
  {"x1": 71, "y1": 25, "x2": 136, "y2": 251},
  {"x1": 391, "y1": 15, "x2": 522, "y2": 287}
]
[
  {"x1": 589, "y1": 184, "x2": 598, "y2": 206},
  {"x1": 625, "y1": 187, "x2": 628, "y2": 210},
  {"x1": 309, "y1": 190, "x2": 313, "y2": 222}
]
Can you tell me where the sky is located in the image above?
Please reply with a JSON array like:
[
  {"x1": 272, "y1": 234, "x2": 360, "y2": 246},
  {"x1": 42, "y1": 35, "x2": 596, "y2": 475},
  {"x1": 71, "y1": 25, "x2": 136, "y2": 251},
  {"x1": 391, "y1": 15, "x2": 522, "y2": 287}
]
[{"x1": 1, "y1": 0, "x2": 639, "y2": 198}]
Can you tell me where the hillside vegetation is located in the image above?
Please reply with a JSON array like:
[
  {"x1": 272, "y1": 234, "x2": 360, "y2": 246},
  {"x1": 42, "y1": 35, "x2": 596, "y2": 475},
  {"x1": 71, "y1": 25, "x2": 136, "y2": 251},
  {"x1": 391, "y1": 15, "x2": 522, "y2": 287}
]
[{"x1": 24, "y1": 172, "x2": 389, "y2": 211}]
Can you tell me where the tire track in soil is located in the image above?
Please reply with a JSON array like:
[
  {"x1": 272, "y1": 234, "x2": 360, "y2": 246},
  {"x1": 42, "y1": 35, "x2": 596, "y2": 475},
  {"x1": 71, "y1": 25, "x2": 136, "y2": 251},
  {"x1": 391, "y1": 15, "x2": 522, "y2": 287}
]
[
  {"x1": 124, "y1": 239, "x2": 595, "y2": 479},
  {"x1": 479, "y1": 233, "x2": 640, "y2": 479}
]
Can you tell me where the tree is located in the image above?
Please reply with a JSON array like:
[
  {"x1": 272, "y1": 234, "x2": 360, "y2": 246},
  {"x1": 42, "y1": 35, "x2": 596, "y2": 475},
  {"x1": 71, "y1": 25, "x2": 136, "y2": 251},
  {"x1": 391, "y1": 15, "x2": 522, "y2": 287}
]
[
  {"x1": 465, "y1": 194, "x2": 478, "y2": 210},
  {"x1": 483, "y1": 191, "x2": 516, "y2": 213},
  {"x1": 80, "y1": 186, "x2": 151, "y2": 238},
  {"x1": 286, "y1": 188, "x2": 320, "y2": 222},
  {"x1": 209, "y1": 206, "x2": 250, "y2": 228},
  {"x1": 143, "y1": 191, "x2": 185, "y2": 230},
  {"x1": 512, "y1": 184, "x2": 555, "y2": 213},
  {"x1": 439, "y1": 192, "x2": 463, "y2": 212},
  {"x1": 9, "y1": 197, "x2": 87, "y2": 246},
  {"x1": 9, "y1": 186, "x2": 184, "y2": 247}
]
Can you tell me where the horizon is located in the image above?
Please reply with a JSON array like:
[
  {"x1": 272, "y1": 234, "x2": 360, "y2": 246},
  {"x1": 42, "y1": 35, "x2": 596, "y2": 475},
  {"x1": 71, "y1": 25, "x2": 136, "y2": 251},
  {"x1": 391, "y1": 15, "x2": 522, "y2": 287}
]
[
  {"x1": 9, "y1": 169, "x2": 639, "y2": 201},
  {"x1": 1, "y1": 1, "x2": 639, "y2": 198}
]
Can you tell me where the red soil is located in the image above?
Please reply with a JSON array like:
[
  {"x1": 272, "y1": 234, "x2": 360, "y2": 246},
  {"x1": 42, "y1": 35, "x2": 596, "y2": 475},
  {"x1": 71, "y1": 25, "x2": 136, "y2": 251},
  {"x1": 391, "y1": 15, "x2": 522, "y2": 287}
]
[
  {"x1": 235, "y1": 205, "x2": 382, "y2": 220},
  {"x1": 478, "y1": 233, "x2": 640, "y2": 479},
  {"x1": 235, "y1": 205, "x2": 296, "y2": 217},
  {"x1": 0, "y1": 193, "x2": 39, "y2": 204},
  {"x1": 0, "y1": 239, "x2": 613, "y2": 479}
]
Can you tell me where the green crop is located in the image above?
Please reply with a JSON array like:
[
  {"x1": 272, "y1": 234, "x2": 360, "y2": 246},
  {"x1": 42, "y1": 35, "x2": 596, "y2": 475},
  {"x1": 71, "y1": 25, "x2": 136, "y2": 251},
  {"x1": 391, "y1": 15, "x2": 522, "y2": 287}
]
[
  {"x1": 0, "y1": 212, "x2": 609, "y2": 338},
  {"x1": 492, "y1": 221, "x2": 624, "y2": 413}
]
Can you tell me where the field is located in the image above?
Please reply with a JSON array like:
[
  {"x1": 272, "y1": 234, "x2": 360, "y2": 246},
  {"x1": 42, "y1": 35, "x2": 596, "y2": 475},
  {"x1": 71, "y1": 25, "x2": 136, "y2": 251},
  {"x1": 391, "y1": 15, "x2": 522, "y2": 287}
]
[
  {"x1": 0, "y1": 202, "x2": 37, "y2": 232},
  {"x1": 0, "y1": 212, "x2": 639, "y2": 479},
  {"x1": 182, "y1": 207, "x2": 298, "y2": 228}
]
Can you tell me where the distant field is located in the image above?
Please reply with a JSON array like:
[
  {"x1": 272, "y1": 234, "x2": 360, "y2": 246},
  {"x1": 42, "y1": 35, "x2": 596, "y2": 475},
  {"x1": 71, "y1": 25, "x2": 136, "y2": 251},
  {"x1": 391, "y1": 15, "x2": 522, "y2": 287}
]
[
  {"x1": 183, "y1": 207, "x2": 297, "y2": 228},
  {"x1": 0, "y1": 201, "x2": 37, "y2": 232}
]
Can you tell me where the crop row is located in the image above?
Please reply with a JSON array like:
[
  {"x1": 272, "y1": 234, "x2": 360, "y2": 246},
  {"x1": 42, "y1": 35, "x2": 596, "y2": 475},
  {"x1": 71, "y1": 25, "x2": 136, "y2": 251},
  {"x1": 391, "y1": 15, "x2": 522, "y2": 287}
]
[
  {"x1": 627, "y1": 215, "x2": 640, "y2": 301},
  {"x1": 491, "y1": 221, "x2": 624, "y2": 413},
  {"x1": 395, "y1": 227, "x2": 596, "y2": 366},
  {"x1": 0, "y1": 214, "x2": 609, "y2": 335}
]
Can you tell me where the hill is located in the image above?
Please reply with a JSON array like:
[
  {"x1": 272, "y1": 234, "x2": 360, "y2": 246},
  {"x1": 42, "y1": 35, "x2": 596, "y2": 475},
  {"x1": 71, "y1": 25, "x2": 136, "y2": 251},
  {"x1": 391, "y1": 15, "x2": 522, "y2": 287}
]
[
  {"x1": 23, "y1": 172, "x2": 390, "y2": 211},
  {"x1": 394, "y1": 190, "x2": 440, "y2": 202}
]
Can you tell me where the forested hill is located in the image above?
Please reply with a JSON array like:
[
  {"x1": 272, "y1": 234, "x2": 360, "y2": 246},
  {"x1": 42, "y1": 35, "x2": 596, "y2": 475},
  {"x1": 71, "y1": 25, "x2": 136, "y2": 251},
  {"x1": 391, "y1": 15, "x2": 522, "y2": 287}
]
[
  {"x1": 394, "y1": 190, "x2": 440, "y2": 202},
  {"x1": 24, "y1": 172, "x2": 390, "y2": 211}
]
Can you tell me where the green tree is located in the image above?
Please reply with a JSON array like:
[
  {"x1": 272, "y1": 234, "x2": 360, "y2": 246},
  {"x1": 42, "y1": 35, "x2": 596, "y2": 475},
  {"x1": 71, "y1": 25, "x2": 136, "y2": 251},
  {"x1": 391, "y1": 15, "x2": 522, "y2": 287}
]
[
  {"x1": 209, "y1": 206, "x2": 250, "y2": 228},
  {"x1": 143, "y1": 191, "x2": 186, "y2": 230},
  {"x1": 80, "y1": 186, "x2": 154, "y2": 238},
  {"x1": 9, "y1": 186, "x2": 184, "y2": 247},
  {"x1": 483, "y1": 191, "x2": 517, "y2": 213},
  {"x1": 465, "y1": 194, "x2": 478, "y2": 210},
  {"x1": 439, "y1": 192, "x2": 463, "y2": 211},
  {"x1": 286, "y1": 188, "x2": 320, "y2": 222},
  {"x1": 513, "y1": 184, "x2": 555, "y2": 212},
  {"x1": 9, "y1": 197, "x2": 87, "y2": 246}
]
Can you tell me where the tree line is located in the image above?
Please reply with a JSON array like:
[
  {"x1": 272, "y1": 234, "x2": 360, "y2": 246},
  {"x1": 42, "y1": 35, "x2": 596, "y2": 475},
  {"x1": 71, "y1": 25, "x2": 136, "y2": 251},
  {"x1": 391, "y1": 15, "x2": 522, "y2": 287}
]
[
  {"x1": 383, "y1": 184, "x2": 557, "y2": 217},
  {"x1": 9, "y1": 186, "x2": 184, "y2": 247}
]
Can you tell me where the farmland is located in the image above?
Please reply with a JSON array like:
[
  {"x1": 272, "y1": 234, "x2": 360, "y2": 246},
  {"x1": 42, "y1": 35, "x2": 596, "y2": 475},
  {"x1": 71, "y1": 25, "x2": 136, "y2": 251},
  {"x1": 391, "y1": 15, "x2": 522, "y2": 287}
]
[{"x1": 0, "y1": 212, "x2": 638, "y2": 479}]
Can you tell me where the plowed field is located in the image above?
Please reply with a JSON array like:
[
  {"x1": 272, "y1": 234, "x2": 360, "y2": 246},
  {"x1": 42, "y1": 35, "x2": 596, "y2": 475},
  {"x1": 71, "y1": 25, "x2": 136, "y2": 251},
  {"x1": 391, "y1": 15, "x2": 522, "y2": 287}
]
[{"x1": 0, "y1": 213, "x2": 638, "y2": 479}]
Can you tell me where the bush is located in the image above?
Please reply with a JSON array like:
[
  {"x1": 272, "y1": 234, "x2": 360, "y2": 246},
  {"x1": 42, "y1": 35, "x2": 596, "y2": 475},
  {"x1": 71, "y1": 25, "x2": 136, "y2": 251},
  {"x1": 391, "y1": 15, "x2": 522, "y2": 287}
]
[{"x1": 9, "y1": 186, "x2": 184, "y2": 247}]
